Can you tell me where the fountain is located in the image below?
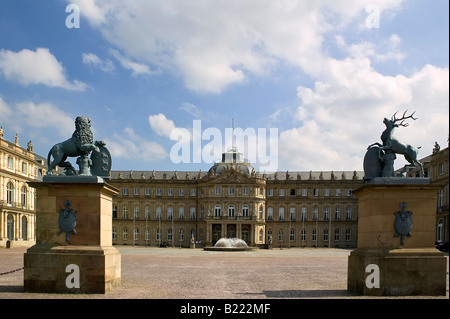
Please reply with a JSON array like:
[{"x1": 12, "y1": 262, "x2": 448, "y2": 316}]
[{"x1": 203, "y1": 238, "x2": 253, "y2": 251}]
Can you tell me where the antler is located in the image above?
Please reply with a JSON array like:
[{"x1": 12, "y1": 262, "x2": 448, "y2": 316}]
[{"x1": 391, "y1": 110, "x2": 417, "y2": 127}]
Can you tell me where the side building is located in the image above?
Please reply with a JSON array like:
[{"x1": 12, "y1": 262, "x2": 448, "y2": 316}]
[
  {"x1": 0, "y1": 127, "x2": 47, "y2": 247},
  {"x1": 109, "y1": 148, "x2": 365, "y2": 248}
]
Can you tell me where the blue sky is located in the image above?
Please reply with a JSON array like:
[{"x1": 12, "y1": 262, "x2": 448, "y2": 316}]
[{"x1": 0, "y1": 0, "x2": 448, "y2": 173}]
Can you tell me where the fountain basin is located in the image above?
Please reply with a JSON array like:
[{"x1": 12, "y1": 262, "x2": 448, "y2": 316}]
[{"x1": 203, "y1": 238, "x2": 253, "y2": 251}]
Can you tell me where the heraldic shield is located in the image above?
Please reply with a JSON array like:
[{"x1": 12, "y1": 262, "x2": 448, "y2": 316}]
[
  {"x1": 58, "y1": 200, "x2": 77, "y2": 243},
  {"x1": 394, "y1": 202, "x2": 413, "y2": 245}
]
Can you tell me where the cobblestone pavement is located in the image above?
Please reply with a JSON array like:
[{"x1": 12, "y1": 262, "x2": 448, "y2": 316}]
[{"x1": 0, "y1": 246, "x2": 448, "y2": 300}]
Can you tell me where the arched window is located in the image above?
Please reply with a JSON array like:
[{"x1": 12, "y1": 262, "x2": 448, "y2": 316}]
[
  {"x1": 228, "y1": 205, "x2": 235, "y2": 217},
  {"x1": 21, "y1": 186, "x2": 27, "y2": 207},
  {"x1": 6, "y1": 182, "x2": 13, "y2": 205},
  {"x1": 242, "y1": 204, "x2": 249, "y2": 217},
  {"x1": 214, "y1": 205, "x2": 221, "y2": 217}
]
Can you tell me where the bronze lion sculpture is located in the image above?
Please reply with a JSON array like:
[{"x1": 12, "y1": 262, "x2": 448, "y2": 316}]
[{"x1": 47, "y1": 116, "x2": 103, "y2": 175}]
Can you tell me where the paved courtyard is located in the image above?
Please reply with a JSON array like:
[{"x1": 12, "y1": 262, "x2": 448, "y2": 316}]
[{"x1": 0, "y1": 246, "x2": 448, "y2": 300}]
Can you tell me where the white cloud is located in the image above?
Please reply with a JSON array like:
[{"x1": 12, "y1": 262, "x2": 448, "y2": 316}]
[
  {"x1": 82, "y1": 52, "x2": 115, "y2": 72},
  {"x1": 69, "y1": 0, "x2": 405, "y2": 93},
  {"x1": 105, "y1": 127, "x2": 168, "y2": 162},
  {"x1": 278, "y1": 61, "x2": 449, "y2": 171},
  {"x1": 148, "y1": 113, "x2": 176, "y2": 137},
  {"x1": 0, "y1": 48, "x2": 86, "y2": 91},
  {"x1": 109, "y1": 49, "x2": 153, "y2": 76},
  {"x1": 180, "y1": 102, "x2": 201, "y2": 118}
]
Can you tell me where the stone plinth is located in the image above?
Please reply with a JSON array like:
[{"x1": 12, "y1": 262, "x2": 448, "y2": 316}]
[
  {"x1": 24, "y1": 178, "x2": 121, "y2": 294},
  {"x1": 347, "y1": 178, "x2": 447, "y2": 296}
]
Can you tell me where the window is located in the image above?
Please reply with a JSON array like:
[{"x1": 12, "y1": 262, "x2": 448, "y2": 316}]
[
  {"x1": 190, "y1": 188, "x2": 196, "y2": 196},
  {"x1": 312, "y1": 207, "x2": 318, "y2": 221},
  {"x1": 134, "y1": 227, "x2": 139, "y2": 240},
  {"x1": 168, "y1": 188, "x2": 173, "y2": 196},
  {"x1": 439, "y1": 163, "x2": 444, "y2": 175},
  {"x1": 134, "y1": 187, "x2": 139, "y2": 196},
  {"x1": 335, "y1": 229, "x2": 340, "y2": 241},
  {"x1": 301, "y1": 188, "x2": 307, "y2": 197},
  {"x1": 346, "y1": 189, "x2": 352, "y2": 196},
  {"x1": 123, "y1": 228, "x2": 128, "y2": 240},
  {"x1": 229, "y1": 187, "x2": 235, "y2": 195},
  {"x1": 123, "y1": 187, "x2": 128, "y2": 196},
  {"x1": 156, "y1": 206, "x2": 161, "y2": 220},
  {"x1": 145, "y1": 228, "x2": 150, "y2": 241},
  {"x1": 346, "y1": 207, "x2": 352, "y2": 220},
  {"x1": 179, "y1": 188, "x2": 185, "y2": 196},
  {"x1": 290, "y1": 207, "x2": 296, "y2": 221},
  {"x1": 301, "y1": 207, "x2": 307, "y2": 221},
  {"x1": 22, "y1": 216, "x2": 27, "y2": 240},
  {"x1": 168, "y1": 229, "x2": 173, "y2": 241},
  {"x1": 259, "y1": 229, "x2": 263, "y2": 242},
  {"x1": 335, "y1": 207, "x2": 341, "y2": 220},
  {"x1": 324, "y1": 189, "x2": 330, "y2": 197},
  {"x1": 438, "y1": 189, "x2": 444, "y2": 208},
  {"x1": 312, "y1": 229, "x2": 317, "y2": 241},
  {"x1": 323, "y1": 229, "x2": 329, "y2": 241},
  {"x1": 324, "y1": 207, "x2": 329, "y2": 221},
  {"x1": 113, "y1": 206, "x2": 118, "y2": 219},
  {"x1": 179, "y1": 229, "x2": 184, "y2": 241},
  {"x1": 278, "y1": 207, "x2": 285, "y2": 221},
  {"x1": 145, "y1": 206, "x2": 150, "y2": 220},
  {"x1": 278, "y1": 230, "x2": 284, "y2": 242},
  {"x1": 112, "y1": 228, "x2": 117, "y2": 240},
  {"x1": 145, "y1": 188, "x2": 151, "y2": 196},
  {"x1": 267, "y1": 207, "x2": 273, "y2": 221},
  {"x1": 290, "y1": 229, "x2": 295, "y2": 242},
  {"x1": 267, "y1": 189, "x2": 273, "y2": 197},
  {"x1": 214, "y1": 205, "x2": 221, "y2": 217},
  {"x1": 335, "y1": 188, "x2": 341, "y2": 197},
  {"x1": 190, "y1": 207, "x2": 196, "y2": 220},
  {"x1": 122, "y1": 206, "x2": 128, "y2": 219},
  {"x1": 228, "y1": 205, "x2": 235, "y2": 217},
  {"x1": 8, "y1": 157, "x2": 13, "y2": 169},
  {"x1": 215, "y1": 186, "x2": 221, "y2": 195},
  {"x1": 21, "y1": 186, "x2": 27, "y2": 207},
  {"x1": 279, "y1": 189, "x2": 285, "y2": 197},
  {"x1": 156, "y1": 228, "x2": 161, "y2": 241},
  {"x1": 179, "y1": 206, "x2": 184, "y2": 220},
  {"x1": 259, "y1": 187, "x2": 264, "y2": 196},
  {"x1": 167, "y1": 207, "x2": 173, "y2": 220},
  {"x1": 22, "y1": 162, "x2": 27, "y2": 174},
  {"x1": 259, "y1": 205, "x2": 263, "y2": 219},
  {"x1": 242, "y1": 204, "x2": 249, "y2": 217},
  {"x1": 134, "y1": 206, "x2": 139, "y2": 220},
  {"x1": 290, "y1": 188, "x2": 296, "y2": 196},
  {"x1": 313, "y1": 188, "x2": 319, "y2": 196},
  {"x1": 437, "y1": 219, "x2": 443, "y2": 242},
  {"x1": 156, "y1": 188, "x2": 162, "y2": 196},
  {"x1": 345, "y1": 229, "x2": 351, "y2": 241}
]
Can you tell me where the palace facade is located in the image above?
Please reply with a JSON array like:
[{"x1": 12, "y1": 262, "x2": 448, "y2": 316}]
[
  {"x1": 1, "y1": 123, "x2": 448, "y2": 249},
  {"x1": 109, "y1": 148, "x2": 365, "y2": 248},
  {"x1": 0, "y1": 127, "x2": 47, "y2": 247}
]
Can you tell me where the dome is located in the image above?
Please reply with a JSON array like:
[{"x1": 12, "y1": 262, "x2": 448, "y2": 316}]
[{"x1": 208, "y1": 148, "x2": 254, "y2": 177}]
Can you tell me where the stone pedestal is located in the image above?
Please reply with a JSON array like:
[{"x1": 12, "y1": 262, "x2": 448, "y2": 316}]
[
  {"x1": 347, "y1": 178, "x2": 447, "y2": 296},
  {"x1": 24, "y1": 177, "x2": 121, "y2": 294}
]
